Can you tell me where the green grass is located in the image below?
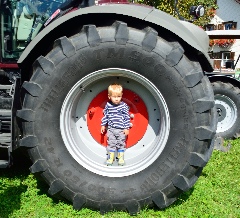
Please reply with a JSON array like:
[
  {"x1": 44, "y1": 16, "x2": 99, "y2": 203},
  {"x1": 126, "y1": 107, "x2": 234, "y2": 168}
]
[{"x1": 0, "y1": 139, "x2": 240, "y2": 218}]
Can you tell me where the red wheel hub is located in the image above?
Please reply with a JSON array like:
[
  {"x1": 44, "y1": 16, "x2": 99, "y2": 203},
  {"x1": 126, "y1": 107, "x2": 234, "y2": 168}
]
[{"x1": 87, "y1": 89, "x2": 148, "y2": 148}]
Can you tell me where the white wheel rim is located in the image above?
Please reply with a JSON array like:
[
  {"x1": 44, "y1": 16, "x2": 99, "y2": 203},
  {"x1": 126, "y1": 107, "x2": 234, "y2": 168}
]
[
  {"x1": 215, "y1": 94, "x2": 237, "y2": 133},
  {"x1": 60, "y1": 68, "x2": 170, "y2": 177}
]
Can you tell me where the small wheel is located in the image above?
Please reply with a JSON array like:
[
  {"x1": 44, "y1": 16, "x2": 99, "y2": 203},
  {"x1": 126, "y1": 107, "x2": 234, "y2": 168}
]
[{"x1": 212, "y1": 81, "x2": 240, "y2": 139}]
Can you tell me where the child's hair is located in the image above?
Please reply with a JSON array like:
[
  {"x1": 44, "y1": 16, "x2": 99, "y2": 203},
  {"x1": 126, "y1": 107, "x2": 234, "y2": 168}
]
[{"x1": 108, "y1": 83, "x2": 123, "y2": 96}]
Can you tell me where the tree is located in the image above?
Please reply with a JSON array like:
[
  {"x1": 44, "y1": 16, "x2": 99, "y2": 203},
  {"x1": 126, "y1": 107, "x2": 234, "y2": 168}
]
[{"x1": 136, "y1": 0, "x2": 218, "y2": 27}]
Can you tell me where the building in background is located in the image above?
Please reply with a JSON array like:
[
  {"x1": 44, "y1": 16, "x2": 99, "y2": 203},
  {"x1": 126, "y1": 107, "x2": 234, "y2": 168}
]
[{"x1": 205, "y1": 0, "x2": 240, "y2": 71}]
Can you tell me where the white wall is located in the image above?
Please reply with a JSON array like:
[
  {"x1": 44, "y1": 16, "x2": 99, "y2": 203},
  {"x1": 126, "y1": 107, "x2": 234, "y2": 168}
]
[{"x1": 210, "y1": 0, "x2": 240, "y2": 69}]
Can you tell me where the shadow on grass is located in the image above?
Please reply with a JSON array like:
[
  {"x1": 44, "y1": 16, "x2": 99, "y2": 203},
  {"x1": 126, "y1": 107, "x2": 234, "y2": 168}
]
[
  {"x1": 200, "y1": 171, "x2": 208, "y2": 177},
  {"x1": 0, "y1": 184, "x2": 28, "y2": 218},
  {"x1": 171, "y1": 187, "x2": 195, "y2": 206},
  {"x1": 35, "y1": 177, "x2": 73, "y2": 206},
  {"x1": 0, "y1": 150, "x2": 31, "y2": 218},
  {"x1": 31, "y1": 164, "x2": 73, "y2": 207},
  {"x1": 149, "y1": 187, "x2": 195, "y2": 212},
  {"x1": 0, "y1": 150, "x2": 32, "y2": 176},
  {"x1": 1, "y1": 150, "x2": 74, "y2": 216}
]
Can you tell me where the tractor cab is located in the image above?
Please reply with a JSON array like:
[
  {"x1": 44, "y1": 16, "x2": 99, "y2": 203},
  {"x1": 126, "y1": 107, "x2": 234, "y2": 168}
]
[{"x1": 0, "y1": 0, "x2": 67, "y2": 62}]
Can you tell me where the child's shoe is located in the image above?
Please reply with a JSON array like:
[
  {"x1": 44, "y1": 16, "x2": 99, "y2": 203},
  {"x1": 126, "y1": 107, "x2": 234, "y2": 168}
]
[
  {"x1": 117, "y1": 150, "x2": 125, "y2": 166},
  {"x1": 106, "y1": 151, "x2": 115, "y2": 166}
]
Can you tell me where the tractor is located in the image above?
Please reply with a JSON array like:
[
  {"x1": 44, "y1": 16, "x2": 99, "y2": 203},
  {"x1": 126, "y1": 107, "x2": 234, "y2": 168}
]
[{"x1": 0, "y1": 0, "x2": 218, "y2": 215}]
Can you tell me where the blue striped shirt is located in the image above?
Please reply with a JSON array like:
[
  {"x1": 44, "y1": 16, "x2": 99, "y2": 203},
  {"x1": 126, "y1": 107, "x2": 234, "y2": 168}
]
[{"x1": 101, "y1": 101, "x2": 130, "y2": 129}]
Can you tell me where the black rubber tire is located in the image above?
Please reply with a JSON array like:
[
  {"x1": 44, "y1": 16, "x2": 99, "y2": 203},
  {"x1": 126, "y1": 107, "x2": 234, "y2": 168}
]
[
  {"x1": 212, "y1": 81, "x2": 240, "y2": 139},
  {"x1": 17, "y1": 21, "x2": 217, "y2": 215}
]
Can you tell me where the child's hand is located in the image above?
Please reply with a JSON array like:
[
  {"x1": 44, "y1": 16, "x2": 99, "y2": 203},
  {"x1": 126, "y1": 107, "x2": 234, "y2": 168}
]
[
  {"x1": 124, "y1": 129, "x2": 129, "y2": 136},
  {"x1": 101, "y1": 126, "x2": 106, "y2": 134}
]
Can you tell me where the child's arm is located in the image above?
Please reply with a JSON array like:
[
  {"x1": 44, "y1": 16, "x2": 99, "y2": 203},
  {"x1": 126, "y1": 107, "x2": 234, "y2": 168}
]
[
  {"x1": 122, "y1": 103, "x2": 131, "y2": 131},
  {"x1": 101, "y1": 126, "x2": 106, "y2": 134},
  {"x1": 101, "y1": 104, "x2": 108, "y2": 134},
  {"x1": 123, "y1": 129, "x2": 129, "y2": 136}
]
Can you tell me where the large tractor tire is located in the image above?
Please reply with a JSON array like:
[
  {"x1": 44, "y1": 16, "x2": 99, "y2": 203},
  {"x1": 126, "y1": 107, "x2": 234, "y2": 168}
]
[
  {"x1": 17, "y1": 21, "x2": 217, "y2": 215},
  {"x1": 212, "y1": 81, "x2": 240, "y2": 139}
]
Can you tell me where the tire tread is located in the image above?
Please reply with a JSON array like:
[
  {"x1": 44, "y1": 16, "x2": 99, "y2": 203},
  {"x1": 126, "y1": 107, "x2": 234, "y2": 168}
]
[
  {"x1": 48, "y1": 179, "x2": 65, "y2": 195},
  {"x1": 113, "y1": 21, "x2": 129, "y2": 45},
  {"x1": 142, "y1": 27, "x2": 158, "y2": 52},
  {"x1": 22, "y1": 81, "x2": 42, "y2": 97},
  {"x1": 81, "y1": 25, "x2": 101, "y2": 47},
  {"x1": 54, "y1": 36, "x2": 76, "y2": 57},
  {"x1": 17, "y1": 109, "x2": 35, "y2": 122},
  {"x1": 30, "y1": 159, "x2": 48, "y2": 173},
  {"x1": 151, "y1": 190, "x2": 176, "y2": 209},
  {"x1": 33, "y1": 56, "x2": 55, "y2": 75},
  {"x1": 19, "y1": 135, "x2": 38, "y2": 148}
]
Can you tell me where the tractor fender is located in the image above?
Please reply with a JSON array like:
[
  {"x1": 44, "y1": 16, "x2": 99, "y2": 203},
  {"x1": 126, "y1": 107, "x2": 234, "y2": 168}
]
[
  {"x1": 207, "y1": 74, "x2": 240, "y2": 89},
  {"x1": 18, "y1": 4, "x2": 212, "y2": 71}
]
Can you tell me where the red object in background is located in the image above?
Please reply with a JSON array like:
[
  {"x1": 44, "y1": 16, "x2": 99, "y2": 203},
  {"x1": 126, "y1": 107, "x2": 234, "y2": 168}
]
[
  {"x1": 209, "y1": 39, "x2": 236, "y2": 48},
  {"x1": 0, "y1": 63, "x2": 19, "y2": 69},
  {"x1": 87, "y1": 89, "x2": 148, "y2": 148}
]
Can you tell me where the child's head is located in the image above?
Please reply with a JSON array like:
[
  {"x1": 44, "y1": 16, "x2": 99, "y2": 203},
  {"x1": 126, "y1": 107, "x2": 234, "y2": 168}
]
[{"x1": 108, "y1": 84, "x2": 123, "y2": 105}]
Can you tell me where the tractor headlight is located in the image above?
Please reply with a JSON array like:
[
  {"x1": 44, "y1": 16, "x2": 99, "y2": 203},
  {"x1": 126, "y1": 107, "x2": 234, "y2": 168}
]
[{"x1": 189, "y1": 5, "x2": 205, "y2": 19}]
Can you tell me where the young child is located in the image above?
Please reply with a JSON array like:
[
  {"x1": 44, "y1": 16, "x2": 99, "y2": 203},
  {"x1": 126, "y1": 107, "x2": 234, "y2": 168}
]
[{"x1": 101, "y1": 84, "x2": 130, "y2": 166}]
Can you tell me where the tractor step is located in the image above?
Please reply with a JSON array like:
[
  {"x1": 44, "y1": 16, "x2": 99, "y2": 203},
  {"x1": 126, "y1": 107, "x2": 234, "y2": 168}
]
[{"x1": 0, "y1": 84, "x2": 13, "y2": 168}]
